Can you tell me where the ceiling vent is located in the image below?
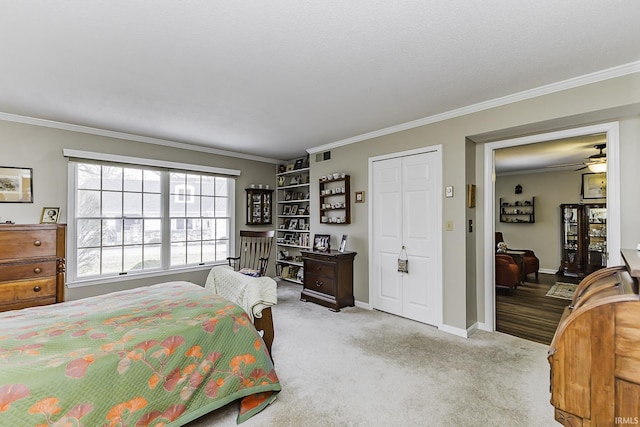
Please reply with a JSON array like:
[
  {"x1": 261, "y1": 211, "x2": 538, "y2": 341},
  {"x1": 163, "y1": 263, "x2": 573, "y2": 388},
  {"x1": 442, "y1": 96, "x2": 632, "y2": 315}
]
[{"x1": 315, "y1": 151, "x2": 331, "y2": 162}]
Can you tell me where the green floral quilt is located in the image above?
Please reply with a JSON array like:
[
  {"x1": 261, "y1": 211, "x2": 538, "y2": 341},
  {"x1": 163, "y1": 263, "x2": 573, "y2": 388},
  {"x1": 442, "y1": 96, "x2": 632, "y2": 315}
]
[{"x1": 0, "y1": 281, "x2": 281, "y2": 426}]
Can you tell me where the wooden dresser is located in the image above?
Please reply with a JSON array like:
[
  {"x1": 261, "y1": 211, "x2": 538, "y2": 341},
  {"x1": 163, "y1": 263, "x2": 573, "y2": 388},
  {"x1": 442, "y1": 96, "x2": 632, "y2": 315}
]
[
  {"x1": 548, "y1": 249, "x2": 640, "y2": 426},
  {"x1": 300, "y1": 250, "x2": 356, "y2": 311},
  {"x1": 0, "y1": 224, "x2": 66, "y2": 311}
]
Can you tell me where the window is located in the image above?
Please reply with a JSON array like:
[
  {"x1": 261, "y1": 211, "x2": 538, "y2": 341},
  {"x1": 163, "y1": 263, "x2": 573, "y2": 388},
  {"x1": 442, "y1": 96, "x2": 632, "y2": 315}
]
[{"x1": 68, "y1": 160, "x2": 235, "y2": 284}]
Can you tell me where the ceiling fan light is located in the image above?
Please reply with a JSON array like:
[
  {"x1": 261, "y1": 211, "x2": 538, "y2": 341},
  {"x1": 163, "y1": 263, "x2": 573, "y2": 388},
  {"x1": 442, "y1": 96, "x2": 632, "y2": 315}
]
[{"x1": 588, "y1": 162, "x2": 607, "y2": 173}]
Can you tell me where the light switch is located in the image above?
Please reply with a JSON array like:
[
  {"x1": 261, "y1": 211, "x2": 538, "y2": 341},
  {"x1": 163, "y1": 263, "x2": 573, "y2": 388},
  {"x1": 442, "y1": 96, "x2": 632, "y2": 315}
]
[
  {"x1": 445, "y1": 186, "x2": 454, "y2": 198},
  {"x1": 445, "y1": 220, "x2": 453, "y2": 231}
]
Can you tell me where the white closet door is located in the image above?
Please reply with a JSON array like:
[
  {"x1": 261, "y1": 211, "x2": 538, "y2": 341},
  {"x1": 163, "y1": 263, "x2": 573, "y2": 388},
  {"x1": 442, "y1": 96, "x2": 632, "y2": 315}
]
[
  {"x1": 372, "y1": 157, "x2": 403, "y2": 316},
  {"x1": 372, "y1": 151, "x2": 440, "y2": 326}
]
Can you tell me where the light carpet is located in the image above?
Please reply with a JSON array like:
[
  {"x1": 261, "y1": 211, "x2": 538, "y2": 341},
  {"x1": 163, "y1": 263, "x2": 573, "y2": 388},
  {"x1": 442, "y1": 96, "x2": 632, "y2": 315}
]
[
  {"x1": 185, "y1": 281, "x2": 554, "y2": 427},
  {"x1": 546, "y1": 282, "x2": 577, "y2": 300}
]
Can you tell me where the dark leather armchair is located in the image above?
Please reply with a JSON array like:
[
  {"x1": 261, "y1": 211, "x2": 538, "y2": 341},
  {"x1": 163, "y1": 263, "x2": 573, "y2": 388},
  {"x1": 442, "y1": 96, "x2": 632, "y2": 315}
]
[
  {"x1": 496, "y1": 254, "x2": 519, "y2": 293},
  {"x1": 495, "y1": 232, "x2": 540, "y2": 279}
]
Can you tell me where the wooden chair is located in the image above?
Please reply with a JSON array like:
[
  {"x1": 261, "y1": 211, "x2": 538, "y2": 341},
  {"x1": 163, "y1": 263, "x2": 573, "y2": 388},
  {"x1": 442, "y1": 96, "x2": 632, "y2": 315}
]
[
  {"x1": 495, "y1": 232, "x2": 540, "y2": 279},
  {"x1": 227, "y1": 230, "x2": 275, "y2": 277},
  {"x1": 226, "y1": 230, "x2": 276, "y2": 358}
]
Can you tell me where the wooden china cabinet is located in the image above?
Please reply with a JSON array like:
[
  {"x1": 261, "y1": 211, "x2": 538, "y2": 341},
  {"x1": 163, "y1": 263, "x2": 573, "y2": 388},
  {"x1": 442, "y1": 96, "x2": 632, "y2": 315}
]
[{"x1": 558, "y1": 203, "x2": 606, "y2": 277}]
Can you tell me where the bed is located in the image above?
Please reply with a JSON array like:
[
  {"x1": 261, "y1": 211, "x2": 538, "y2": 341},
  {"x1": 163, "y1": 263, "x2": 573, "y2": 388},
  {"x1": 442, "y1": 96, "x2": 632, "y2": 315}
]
[{"x1": 0, "y1": 281, "x2": 280, "y2": 426}]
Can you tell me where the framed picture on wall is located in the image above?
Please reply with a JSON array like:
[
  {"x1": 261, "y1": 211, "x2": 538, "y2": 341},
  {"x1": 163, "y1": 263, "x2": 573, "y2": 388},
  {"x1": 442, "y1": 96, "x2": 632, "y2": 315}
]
[
  {"x1": 0, "y1": 166, "x2": 33, "y2": 203},
  {"x1": 581, "y1": 173, "x2": 606, "y2": 199}
]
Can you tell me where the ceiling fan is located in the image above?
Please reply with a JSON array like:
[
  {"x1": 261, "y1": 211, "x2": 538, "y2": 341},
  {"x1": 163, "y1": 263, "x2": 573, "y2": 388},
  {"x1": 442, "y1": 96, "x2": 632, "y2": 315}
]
[{"x1": 547, "y1": 143, "x2": 607, "y2": 172}]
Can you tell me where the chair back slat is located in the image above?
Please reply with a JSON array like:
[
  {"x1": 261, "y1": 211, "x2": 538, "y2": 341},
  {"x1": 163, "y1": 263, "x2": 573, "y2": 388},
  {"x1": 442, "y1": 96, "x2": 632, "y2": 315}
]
[{"x1": 233, "y1": 230, "x2": 275, "y2": 276}]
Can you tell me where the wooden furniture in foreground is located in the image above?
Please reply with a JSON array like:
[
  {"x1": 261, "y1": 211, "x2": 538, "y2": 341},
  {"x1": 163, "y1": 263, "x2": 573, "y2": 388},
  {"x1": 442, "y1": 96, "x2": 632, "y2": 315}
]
[
  {"x1": 548, "y1": 250, "x2": 640, "y2": 426},
  {"x1": 0, "y1": 224, "x2": 66, "y2": 312},
  {"x1": 300, "y1": 249, "x2": 356, "y2": 311}
]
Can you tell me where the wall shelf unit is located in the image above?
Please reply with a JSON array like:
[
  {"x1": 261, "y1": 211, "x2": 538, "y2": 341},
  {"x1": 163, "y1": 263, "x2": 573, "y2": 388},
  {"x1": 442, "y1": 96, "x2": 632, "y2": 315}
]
[
  {"x1": 319, "y1": 174, "x2": 351, "y2": 224},
  {"x1": 245, "y1": 188, "x2": 273, "y2": 225},
  {"x1": 499, "y1": 197, "x2": 535, "y2": 223},
  {"x1": 275, "y1": 156, "x2": 310, "y2": 284}
]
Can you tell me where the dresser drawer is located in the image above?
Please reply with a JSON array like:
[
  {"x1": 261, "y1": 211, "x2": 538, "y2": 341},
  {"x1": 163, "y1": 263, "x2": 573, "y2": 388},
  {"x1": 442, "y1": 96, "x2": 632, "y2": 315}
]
[
  {"x1": 0, "y1": 278, "x2": 57, "y2": 304},
  {"x1": 0, "y1": 260, "x2": 57, "y2": 282},
  {"x1": 0, "y1": 229, "x2": 58, "y2": 260},
  {"x1": 305, "y1": 272, "x2": 336, "y2": 297},
  {"x1": 305, "y1": 259, "x2": 335, "y2": 278}
]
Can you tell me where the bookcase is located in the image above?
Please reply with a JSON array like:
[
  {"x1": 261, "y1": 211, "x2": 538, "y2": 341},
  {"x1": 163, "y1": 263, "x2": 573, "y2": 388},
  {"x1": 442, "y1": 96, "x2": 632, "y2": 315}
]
[{"x1": 275, "y1": 156, "x2": 310, "y2": 284}]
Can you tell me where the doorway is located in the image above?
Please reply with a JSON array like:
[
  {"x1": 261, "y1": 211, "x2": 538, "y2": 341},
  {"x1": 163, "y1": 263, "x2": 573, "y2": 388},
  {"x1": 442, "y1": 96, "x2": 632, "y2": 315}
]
[
  {"x1": 482, "y1": 122, "x2": 621, "y2": 332},
  {"x1": 369, "y1": 146, "x2": 443, "y2": 327}
]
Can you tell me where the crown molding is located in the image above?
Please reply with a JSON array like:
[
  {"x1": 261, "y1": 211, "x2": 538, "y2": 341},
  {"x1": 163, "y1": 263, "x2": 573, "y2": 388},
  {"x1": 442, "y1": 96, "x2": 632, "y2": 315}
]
[
  {"x1": 0, "y1": 112, "x2": 283, "y2": 164},
  {"x1": 307, "y1": 60, "x2": 640, "y2": 154}
]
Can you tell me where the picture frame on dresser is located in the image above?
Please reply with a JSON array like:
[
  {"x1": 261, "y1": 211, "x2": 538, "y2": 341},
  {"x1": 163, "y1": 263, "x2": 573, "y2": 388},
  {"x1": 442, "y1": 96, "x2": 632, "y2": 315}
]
[
  {"x1": 313, "y1": 234, "x2": 331, "y2": 252},
  {"x1": 339, "y1": 234, "x2": 348, "y2": 253},
  {"x1": 0, "y1": 166, "x2": 33, "y2": 203},
  {"x1": 40, "y1": 207, "x2": 60, "y2": 224}
]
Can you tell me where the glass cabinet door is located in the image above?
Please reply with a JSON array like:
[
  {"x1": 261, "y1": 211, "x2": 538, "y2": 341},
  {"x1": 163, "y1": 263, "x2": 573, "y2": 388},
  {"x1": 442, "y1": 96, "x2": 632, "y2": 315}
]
[
  {"x1": 246, "y1": 189, "x2": 273, "y2": 225},
  {"x1": 561, "y1": 205, "x2": 579, "y2": 274},
  {"x1": 585, "y1": 205, "x2": 607, "y2": 272}
]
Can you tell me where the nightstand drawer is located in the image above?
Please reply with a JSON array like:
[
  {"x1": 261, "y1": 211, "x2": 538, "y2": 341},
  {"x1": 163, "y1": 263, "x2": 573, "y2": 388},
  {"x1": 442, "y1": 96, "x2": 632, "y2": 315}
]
[
  {"x1": 305, "y1": 260, "x2": 335, "y2": 278},
  {"x1": 305, "y1": 272, "x2": 336, "y2": 296},
  {"x1": 0, "y1": 261, "x2": 57, "y2": 282},
  {"x1": 0, "y1": 229, "x2": 58, "y2": 260},
  {"x1": 0, "y1": 278, "x2": 57, "y2": 304}
]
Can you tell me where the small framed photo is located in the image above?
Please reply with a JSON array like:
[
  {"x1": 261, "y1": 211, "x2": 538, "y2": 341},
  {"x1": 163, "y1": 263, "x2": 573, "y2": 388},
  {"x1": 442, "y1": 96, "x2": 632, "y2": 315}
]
[
  {"x1": 285, "y1": 192, "x2": 293, "y2": 201},
  {"x1": 339, "y1": 234, "x2": 348, "y2": 253},
  {"x1": 286, "y1": 164, "x2": 295, "y2": 172},
  {"x1": 294, "y1": 158, "x2": 304, "y2": 170},
  {"x1": 297, "y1": 207, "x2": 306, "y2": 215},
  {"x1": 355, "y1": 191, "x2": 365, "y2": 203},
  {"x1": 283, "y1": 205, "x2": 291, "y2": 215},
  {"x1": 313, "y1": 234, "x2": 331, "y2": 252},
  {"x1": 40, "y1": 207, "x2": 60, "y2": 224},
  {"x1": 288, "y1": 218, "x2": 298, "y2": 229}
]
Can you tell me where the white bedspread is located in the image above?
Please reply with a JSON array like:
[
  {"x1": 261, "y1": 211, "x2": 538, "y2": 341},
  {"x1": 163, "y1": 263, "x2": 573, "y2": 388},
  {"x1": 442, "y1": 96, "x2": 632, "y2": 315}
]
[{"x1": 205, "y1": 265, "x2": 277, "y2": 320}]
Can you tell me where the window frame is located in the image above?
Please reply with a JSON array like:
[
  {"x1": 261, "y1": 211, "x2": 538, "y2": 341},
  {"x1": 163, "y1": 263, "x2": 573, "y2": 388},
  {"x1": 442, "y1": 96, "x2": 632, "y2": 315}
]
[{"x1": 64, "y1": 150, "x2": 239, "y2": 288}]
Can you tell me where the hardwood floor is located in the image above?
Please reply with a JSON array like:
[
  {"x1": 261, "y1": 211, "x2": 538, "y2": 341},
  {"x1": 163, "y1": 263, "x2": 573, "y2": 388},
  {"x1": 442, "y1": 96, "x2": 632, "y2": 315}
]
[{"x1": 495, "y1": 272, "x2": 578, "y2": 345}]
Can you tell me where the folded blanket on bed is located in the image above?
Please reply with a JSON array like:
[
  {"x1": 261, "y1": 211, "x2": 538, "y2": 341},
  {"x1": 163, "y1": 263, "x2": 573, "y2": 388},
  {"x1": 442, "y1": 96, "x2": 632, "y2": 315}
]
[{"x1": 205, "y1": 266, "x2": 277, "y2": 320}]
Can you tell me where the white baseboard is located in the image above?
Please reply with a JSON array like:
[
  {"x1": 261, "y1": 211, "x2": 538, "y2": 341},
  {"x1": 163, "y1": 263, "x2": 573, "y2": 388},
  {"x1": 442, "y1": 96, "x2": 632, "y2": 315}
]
[
  {"x1": 439, "y1": 322, "x2": 478, "y2": 338},
  {"x1": 354, "y1": 300, "x2": 371, "y2": 310}
]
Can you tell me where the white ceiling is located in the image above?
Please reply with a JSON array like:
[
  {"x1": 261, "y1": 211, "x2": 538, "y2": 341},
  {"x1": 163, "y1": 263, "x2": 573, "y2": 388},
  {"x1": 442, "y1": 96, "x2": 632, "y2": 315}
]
[{"x1": 1, "y1": 2, "x2": 639, "y2": 162}]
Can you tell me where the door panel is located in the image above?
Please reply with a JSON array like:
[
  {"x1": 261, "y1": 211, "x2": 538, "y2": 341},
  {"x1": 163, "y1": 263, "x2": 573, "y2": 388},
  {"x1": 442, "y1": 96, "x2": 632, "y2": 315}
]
[
  {"x1": 372, "y1": 150, "x2": 441, "y2": 326},
  {"x1": 372, "y1": 158, "x2": 403, "y2": 315}
]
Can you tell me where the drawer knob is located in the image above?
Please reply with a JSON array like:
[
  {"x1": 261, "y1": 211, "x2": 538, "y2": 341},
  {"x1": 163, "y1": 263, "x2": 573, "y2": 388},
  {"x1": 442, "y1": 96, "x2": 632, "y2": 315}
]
[
  {"x1": 315, "y1": 281, "x2": 323, "y2": 287},
  {"x1": 33, "y1": 286, "x2": 42, "y2": 292},
  {"x1": 33, "y1": 240, "x2": 42, "y2": 247},
  {"x1": 33, "y1": 267, "x2": 42, "y2": 274}
]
